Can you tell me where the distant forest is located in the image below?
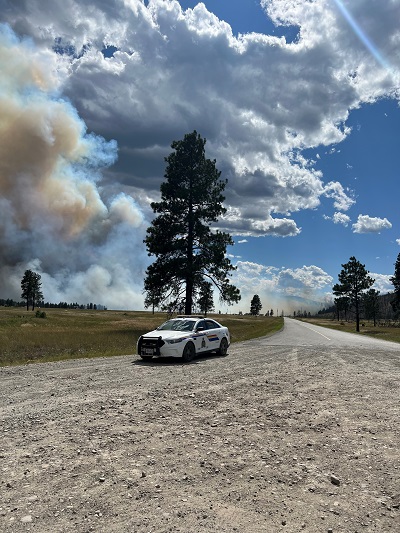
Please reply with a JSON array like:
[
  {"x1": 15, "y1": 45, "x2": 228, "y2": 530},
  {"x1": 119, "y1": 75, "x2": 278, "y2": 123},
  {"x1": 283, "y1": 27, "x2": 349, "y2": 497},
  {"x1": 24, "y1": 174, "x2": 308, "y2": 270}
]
[
  {"x1": 317, "y1": 292, "x2": 397, "y2": 323},
  {"x1": 0, "y1": 299, "x2": 106, "y2": 310}
]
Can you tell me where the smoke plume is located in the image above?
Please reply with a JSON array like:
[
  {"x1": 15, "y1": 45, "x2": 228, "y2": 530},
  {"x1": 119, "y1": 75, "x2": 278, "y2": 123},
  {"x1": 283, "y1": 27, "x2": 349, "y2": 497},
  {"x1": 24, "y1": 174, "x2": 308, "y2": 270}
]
[{"x1": 0, "y1": 25, "x2": 147, "y2": 309}]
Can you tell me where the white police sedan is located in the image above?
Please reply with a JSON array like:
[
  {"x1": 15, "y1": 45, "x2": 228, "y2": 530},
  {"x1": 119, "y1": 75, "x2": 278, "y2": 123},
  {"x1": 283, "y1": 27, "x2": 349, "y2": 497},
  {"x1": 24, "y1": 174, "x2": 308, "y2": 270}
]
[{"x1": 137, "y1": 316, "x2": 230, "y2": 362}]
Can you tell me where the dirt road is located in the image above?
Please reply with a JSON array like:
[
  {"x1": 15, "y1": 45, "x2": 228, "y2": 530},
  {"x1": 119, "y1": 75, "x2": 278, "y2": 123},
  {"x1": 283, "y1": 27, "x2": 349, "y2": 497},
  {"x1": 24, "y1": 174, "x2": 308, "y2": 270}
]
[{"x1": 1, "y1": 319, "x2": 399, "y2": 532}]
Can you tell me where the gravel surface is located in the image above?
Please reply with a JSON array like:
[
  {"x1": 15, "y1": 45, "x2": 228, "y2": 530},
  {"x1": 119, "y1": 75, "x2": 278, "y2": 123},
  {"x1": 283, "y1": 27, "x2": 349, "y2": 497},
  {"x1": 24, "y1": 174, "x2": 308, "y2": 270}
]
[{"x1": 1, "y1": 324, "x2": 399, "y2": 532}]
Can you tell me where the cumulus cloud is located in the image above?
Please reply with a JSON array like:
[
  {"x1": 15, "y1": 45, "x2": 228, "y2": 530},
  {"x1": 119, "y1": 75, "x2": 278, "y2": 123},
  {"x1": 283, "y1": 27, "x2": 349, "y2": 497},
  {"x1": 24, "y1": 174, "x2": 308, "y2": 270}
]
[
  {"x1": 323, "y1": 182, "x2": 355, "y2": 212},
  {"x1": 277, "y1": 266, "x2": 333, "y2": 294},
  {"x1": 323, "y1": 212, "x2": 352, "y2": 225},
  {"x1": 332, "y1": 212, "x2": 351, "y2": 226},
  {"x1": 1, "y1": 0, "x2": 399, "y2": 307},
  {"x1": 352, "y1": 215, "x2": 392, "y2": 234},
  {"x1": 221, "y1": 208, "x2": 301, "y2": 237},
  {"x1": 369, "y1": 273, "x2": 393, "y2": 294},
  {"x1": 2, "y1": 0, "x2": 397, "y2": 239}
]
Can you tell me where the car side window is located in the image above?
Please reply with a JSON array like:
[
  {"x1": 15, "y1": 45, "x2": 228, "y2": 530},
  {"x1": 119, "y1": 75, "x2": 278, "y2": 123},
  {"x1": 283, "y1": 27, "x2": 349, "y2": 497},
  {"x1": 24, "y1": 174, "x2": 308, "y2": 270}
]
[
  {"x1": 196, "y1": 320, "x2": 207, "y2": 331},
  {"x1": 206, "y1": 320, "x2": 220, "y2": 329}
]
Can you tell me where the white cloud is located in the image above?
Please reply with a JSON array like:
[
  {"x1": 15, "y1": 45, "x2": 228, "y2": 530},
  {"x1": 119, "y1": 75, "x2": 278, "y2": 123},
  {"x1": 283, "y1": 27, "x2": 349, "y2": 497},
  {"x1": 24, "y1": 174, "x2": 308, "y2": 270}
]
[
  {"x1": 332, "y1": 212, "x2": 351, "y2": 226},
  {"x1": 323, "y1": 212, "x2": 352, "y2": 225},
  {"x1": 222, "y1": 209, "x2": 301, "y2": 237},
  {"x1": 397, "y1": 238, "x2": 400, "y2": 246},
  {"x1": 352, "y1": 215, "x2": 392, "y2": 234},
  {"x1": 2, "y1": 0, "x2": 397, "y2": 238},
  {"x1": 323, "y1": 182, "x2": 355, "y2": 211},
  {"x1": 369, "y1": 273, "x2": 393, "y2": 294},
  {"x1": 238, "y1": 239, "x2": 248, "y2": 244},
  {"x1": 1, "y1": 0, "x2": 400, "y2": 307},
  {"x1": 277, "y1": 266, "x2": 334, "y2": 294}
]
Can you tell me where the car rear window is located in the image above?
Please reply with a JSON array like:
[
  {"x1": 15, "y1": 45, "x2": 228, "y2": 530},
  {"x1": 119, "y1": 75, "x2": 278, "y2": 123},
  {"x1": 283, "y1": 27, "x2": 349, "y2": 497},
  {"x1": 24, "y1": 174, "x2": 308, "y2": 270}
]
[{"x1": 206, "y1": 320, "x2": 220, "y2": 329}]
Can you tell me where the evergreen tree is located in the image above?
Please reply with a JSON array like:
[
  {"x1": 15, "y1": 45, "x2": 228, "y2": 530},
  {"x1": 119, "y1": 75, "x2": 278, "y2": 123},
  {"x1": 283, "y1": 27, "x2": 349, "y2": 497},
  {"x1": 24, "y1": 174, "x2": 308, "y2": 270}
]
[
  {"x1": 334, "y1": 295, "x2": 350, "y2": 321},
  {"x1": 250, "y1": 294, "x2": 262, "y2": 316},
  {"x1": 144, "y1": 131, "x2": 240, "y2": 314},
  {"x1": 390, "y1": 252, "x2": 400, "y2": 317},
  {"x1": 362, "y1": 288, "x2": 380, "y2": 326},
  {"x1": 333, "y1": 256, "x2": 374, "y2": 332},
  {"x1": 197, "y1": 281, "x2": 215, "y2": 316},
  {"x1": 21, "y1": 270, "x2": 43, "y2": 311}
]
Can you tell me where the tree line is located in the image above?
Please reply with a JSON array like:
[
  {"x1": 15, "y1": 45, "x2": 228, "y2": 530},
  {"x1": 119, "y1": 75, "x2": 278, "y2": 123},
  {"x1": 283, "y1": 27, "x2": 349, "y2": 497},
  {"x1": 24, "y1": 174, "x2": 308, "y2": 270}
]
[
  {"x1": 1, "y1": 296, "x2": 106, "y2": 311},
  {"x1": 332, "y1": 254, "x2": 400, "y2": 331},
  {"x1": 1, "y1": 270, "x2": 105, "y2": 311}
]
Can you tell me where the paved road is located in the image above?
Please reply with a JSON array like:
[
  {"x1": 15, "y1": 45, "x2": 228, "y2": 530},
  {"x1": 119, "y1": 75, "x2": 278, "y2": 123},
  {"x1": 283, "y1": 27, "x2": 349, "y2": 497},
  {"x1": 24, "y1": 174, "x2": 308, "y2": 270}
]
[{"x1": 242, "y1": 317, "x2": 400, "y2": 351}]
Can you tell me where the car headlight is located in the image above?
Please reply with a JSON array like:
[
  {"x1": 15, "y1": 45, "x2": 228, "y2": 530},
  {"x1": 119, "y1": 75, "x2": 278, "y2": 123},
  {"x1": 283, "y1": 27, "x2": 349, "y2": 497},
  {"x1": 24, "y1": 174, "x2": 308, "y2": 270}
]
[{"x1": 166, "y1": 338, "x2": 183, "y2": 344}]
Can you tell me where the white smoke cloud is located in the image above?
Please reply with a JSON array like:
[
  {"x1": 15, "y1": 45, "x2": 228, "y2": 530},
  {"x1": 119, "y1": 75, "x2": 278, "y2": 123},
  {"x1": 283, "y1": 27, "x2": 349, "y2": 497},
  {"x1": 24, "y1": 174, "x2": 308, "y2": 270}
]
[
  {"x1": 229, "y1": 260, "x2": 333, "y2": 313},
  {"x1": 0, "y1": 25, "x2": 148, "y2": 308}
]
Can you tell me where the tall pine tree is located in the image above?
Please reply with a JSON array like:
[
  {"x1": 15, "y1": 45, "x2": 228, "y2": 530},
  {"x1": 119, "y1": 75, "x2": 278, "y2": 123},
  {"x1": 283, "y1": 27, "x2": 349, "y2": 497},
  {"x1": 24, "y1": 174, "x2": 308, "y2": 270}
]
[
  {"x1": 250, "y1": 294, "x2": 262, "y2": 316},
  {"x1": 333, "y1": 256, "x2": 374, "y2": 332},
  {"x1": 144, "y1": 131, "x2": 240, "y2": 314},
  {"x1": 390, "y1": 252, "x2": 400, "y2": 317},
  {"x1": 21, "y1": 270, "x2": 43, "y2": 311}
]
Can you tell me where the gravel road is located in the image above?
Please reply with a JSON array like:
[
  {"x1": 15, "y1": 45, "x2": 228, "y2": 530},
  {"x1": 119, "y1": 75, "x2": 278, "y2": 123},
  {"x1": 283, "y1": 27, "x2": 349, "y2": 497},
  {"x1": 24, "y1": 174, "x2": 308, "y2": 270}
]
[{"x1": 1, "y1": 318, "x2": 399, "y2": 532}]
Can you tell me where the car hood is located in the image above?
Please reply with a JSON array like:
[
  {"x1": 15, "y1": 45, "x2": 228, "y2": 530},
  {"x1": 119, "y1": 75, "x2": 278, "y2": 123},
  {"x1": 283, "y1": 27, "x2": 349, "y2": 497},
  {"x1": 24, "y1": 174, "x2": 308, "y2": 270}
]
[{"x1": 142, "y1": 329, "x2": 193, "y2": 341}]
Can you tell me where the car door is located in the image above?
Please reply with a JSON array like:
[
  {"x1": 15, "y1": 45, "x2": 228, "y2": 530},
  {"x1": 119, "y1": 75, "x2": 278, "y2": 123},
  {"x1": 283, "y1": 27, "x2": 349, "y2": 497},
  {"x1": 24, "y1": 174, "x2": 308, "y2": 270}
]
[
  {"x1": 194, "y1": 320, "x2": 209, "y2": 353},
  {"x1": 205, "y1": 319, "x2": 222, "y2": 350}
]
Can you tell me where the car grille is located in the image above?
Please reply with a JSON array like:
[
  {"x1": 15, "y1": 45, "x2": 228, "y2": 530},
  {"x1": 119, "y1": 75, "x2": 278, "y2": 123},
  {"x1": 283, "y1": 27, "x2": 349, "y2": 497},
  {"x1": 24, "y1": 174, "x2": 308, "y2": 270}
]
[{"x1": 138, "y1": 336, "x2": 165, "y2": 356}]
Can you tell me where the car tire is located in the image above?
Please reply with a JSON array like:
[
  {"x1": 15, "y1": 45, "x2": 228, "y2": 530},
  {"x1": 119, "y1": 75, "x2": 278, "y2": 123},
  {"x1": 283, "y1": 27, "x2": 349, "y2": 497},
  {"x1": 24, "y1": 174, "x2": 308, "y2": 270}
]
[
  {"x1": 217, "y1": 337, "x2": 228, "y2": 356},
  {"x1": 182, "y1": 341, "x2": 195, "y2": 363},
  {"x1": 140, "y1": 355, "x2": 153, "y2": 361}
]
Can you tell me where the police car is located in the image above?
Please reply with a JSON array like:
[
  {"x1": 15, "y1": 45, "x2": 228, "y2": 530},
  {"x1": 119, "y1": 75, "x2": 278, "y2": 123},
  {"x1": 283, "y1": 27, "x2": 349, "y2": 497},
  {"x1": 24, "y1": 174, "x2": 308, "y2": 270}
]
[{"x1": 137, "y1": 316, "x2": 230, "y2": 362}]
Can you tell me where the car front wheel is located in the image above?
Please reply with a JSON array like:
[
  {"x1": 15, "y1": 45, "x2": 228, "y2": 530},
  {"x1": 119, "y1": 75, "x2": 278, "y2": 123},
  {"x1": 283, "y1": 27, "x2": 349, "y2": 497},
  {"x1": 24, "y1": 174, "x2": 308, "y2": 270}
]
[
  {"x1": 217, "y1": 337, "x2": 228, "y2": 356},
  {"x1": 182, "y1": 341, "x2": 195, "y2": 363}
]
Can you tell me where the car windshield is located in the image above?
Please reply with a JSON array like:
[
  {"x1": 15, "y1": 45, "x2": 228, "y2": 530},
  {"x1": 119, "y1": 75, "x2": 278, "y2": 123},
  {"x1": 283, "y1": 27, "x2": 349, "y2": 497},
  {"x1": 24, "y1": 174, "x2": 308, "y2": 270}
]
[{"x1": 157, "y1": 319, "x2": 196, "y2": 332}]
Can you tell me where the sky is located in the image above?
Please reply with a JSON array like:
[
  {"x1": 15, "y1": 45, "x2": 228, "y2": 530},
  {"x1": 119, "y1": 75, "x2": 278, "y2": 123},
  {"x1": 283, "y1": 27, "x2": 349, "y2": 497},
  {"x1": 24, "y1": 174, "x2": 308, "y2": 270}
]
[{"x1": 0, "y1": 0, "x2": 399, "y2": 314}]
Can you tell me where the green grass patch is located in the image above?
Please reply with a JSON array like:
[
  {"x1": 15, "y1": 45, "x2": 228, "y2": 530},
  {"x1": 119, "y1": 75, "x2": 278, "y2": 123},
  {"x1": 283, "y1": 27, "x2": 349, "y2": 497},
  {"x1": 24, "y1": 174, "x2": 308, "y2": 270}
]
[
  {"x1": 299, "y1": 317, "x2": 400, "y2": 344},
  {"x1": 0, "y1": 308, "x2": 283, "y2": 366}
]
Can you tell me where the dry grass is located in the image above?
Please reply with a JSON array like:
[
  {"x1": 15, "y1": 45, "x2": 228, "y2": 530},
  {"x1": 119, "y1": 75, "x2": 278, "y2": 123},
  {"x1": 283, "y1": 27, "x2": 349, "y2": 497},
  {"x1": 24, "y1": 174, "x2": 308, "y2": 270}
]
[
  {"x1": 0, "y1": 308, "x2": 283, "y2": 366},
  {"x1": 299, "y1": 317, "x2": 400, "y2": 343}
]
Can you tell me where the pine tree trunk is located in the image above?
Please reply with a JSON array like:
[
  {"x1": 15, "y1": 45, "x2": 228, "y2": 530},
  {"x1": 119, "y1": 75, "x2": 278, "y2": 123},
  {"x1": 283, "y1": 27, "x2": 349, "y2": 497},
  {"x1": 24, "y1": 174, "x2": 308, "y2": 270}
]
[
  {"x1": 355, "y1": 299, "x2": 360, "y2": 332},
  {"x1": 185, "y1": 184, "x2": 194, "y2": 315}
]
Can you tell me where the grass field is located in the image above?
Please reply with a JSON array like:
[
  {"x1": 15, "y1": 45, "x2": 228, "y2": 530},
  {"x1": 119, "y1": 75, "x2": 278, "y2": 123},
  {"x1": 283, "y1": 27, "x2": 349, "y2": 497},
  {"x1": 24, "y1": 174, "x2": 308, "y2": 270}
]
[
  {"x1": 0, "y1": 308, "x2": 283, "y2": 366},
  {"x1": 299, "y1": 317, "x2": 400, "y2": 344}
]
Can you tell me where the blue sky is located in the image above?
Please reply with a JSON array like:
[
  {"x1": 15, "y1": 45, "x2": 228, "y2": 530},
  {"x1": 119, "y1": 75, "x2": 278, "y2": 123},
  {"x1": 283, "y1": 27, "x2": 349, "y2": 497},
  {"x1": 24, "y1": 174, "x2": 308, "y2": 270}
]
[{"x1": 0, "y1": 0, "x2": 399, "y2": 312}]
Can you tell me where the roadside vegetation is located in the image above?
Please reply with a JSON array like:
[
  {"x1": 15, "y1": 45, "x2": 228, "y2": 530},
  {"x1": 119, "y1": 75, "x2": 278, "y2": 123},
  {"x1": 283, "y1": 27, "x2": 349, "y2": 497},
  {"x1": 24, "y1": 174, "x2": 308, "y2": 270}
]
[
  {"x1": 0, "y1": 308, "x2": 283, "y2": 367},
  {"x1": 298, "y1": 317, "x2": 400, "y2": 344}
]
